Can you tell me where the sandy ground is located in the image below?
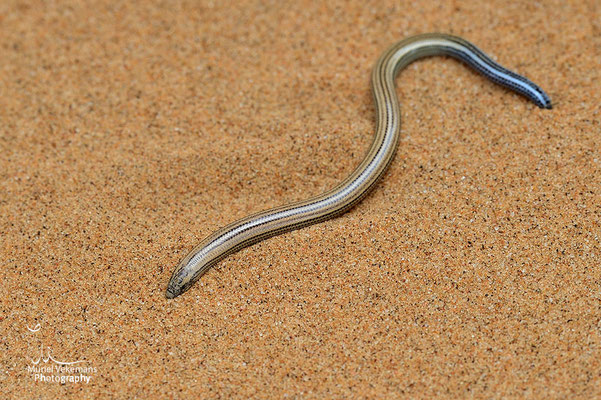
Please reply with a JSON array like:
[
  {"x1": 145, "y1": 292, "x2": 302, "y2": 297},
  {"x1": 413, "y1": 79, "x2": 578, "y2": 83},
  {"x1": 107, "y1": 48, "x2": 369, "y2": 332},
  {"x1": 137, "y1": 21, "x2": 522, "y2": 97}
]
[{"x1": 1, "y1": 0, "x2": 600, "y2": 398}]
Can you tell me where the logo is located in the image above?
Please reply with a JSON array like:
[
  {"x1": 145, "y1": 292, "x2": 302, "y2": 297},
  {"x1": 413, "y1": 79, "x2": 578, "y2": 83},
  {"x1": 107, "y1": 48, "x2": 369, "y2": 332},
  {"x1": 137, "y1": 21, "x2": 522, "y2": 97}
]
[{"x1": 25, "y1": 323, "x2": 97, "y2": 384}]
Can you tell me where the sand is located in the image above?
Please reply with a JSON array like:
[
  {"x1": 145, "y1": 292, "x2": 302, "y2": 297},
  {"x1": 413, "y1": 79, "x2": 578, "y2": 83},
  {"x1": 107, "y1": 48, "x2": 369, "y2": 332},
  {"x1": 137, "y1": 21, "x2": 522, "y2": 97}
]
[{"x1": 1, "y1": 0, "x2": 600, "y2": 398}]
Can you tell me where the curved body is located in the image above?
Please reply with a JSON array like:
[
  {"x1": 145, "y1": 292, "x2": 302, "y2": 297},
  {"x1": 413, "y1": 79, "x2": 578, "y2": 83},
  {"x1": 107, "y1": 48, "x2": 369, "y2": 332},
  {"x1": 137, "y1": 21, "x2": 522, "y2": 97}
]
[{"x1": 166, "y1": 33, "x2": 551, "y2": 298}]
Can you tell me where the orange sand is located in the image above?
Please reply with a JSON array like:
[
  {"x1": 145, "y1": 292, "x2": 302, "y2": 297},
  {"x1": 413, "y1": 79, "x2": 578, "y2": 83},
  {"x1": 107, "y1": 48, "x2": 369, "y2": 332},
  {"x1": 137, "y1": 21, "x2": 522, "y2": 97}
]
[{"x1": 1, "y1": 0, "x2": 600, "y2": 398}]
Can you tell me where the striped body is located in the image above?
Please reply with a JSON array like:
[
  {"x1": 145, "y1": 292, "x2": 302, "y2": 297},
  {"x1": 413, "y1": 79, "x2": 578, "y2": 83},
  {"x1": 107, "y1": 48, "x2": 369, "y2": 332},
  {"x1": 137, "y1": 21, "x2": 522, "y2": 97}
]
[{"x1": 166, "y1": 33, "x2": 551, "y2": 298}]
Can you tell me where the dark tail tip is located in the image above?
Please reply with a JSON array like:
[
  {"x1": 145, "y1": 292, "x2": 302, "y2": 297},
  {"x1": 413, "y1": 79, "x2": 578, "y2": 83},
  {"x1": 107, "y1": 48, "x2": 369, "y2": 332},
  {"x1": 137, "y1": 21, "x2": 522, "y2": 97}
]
[{"x1": 540, "y1": 97, "x2": 553, "y2": 109}]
